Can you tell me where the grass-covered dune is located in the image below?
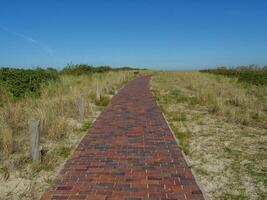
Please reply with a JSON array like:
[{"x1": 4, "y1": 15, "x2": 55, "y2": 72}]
[
  {"x1": 200, "y1": 65, "x2": 267, "y2": 85},
  {"x1": 151, "y1": 67, "x2": 267, "y2": 199},
  {"x1": 0, "y1": 65, "x2": 142, "y2": 199}
]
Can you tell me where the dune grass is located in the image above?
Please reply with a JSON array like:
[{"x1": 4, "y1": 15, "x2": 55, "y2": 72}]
[
  {"x1": 151, "y1": 71, "x2": 267, "y2": 200},
  {"x1": 0, "y1": 70, "x2": 136, "y2": 199}
]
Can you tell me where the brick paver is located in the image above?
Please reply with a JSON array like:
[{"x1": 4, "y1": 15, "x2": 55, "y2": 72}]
[{"x1": 41, "y1": 76, "x2": 204, "y2": 200}]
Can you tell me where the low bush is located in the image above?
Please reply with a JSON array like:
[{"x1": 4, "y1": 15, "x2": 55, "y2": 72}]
[
  {"x1": 0, "y1": 68, "x2": 59, "y2": 98},
  {"x1": 60, "y1": 64, "x2": 96, "y2": 75},
  {"x1": 95, "y1": 95, "x2": 110, "y2": 107},
  {"x1": 0, "y1": 65, "x2": 141, "y2": 100},
  {"x1": 61, "y1": 64, "x2": 141, "y2": 75},
  {"x1": 200, "y1": 65, "x2": 267, "y2": 85}
]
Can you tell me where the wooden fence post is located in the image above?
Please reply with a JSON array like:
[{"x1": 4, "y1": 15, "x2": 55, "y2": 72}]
[
  {"x1": 105, "y1": 81, "x2": 109, "y2": 93},
  {"x1": 96, "y1": 82, "x2": 100, "y2": 101},
  {"x1": 28, "y1": 120, "x2": 40, "y2": 164},
  {"x1": 79, "y1": 93, "x2": 85, "y2": 122}
]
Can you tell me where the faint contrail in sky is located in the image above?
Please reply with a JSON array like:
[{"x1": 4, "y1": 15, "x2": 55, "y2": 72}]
[{"x1": 0, "y1": 25, "x2": 53, "y2": 55}]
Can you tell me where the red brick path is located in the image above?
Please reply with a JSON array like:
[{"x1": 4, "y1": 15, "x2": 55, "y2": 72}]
[{"x1": 41, "y1": 76, "x2": 204, "y2": 200}]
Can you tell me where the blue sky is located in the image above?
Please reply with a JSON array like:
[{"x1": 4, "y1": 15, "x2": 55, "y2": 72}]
[{"x1": 0, "y1": 0, "x2": 267, "y2": 69}]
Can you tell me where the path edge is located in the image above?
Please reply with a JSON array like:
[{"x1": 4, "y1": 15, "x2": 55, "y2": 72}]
[{"x1": 149, "y1": 77, "x2": 209, "y2": 200}]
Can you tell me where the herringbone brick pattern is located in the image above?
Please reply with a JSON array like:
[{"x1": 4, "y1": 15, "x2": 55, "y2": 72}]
[{"x1": 41, "y1": 76, "x2": 204, "y2": 200}]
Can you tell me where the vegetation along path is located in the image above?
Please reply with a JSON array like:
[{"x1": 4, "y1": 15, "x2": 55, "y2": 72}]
[{"x1": 41, "y1": 76, "x2": 204, "y2": 200}]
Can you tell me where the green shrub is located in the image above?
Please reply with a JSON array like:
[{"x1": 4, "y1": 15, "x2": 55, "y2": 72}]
[
  {"x1": 80, "y1": 121, "x2": 92, "y2": 132},
  {"x1": 61, "y1": 64, "x2": 139, "y2": 75},
  {"x1": 0, "y1": 68, "x2": 59, "y2": 98},
  {"x1": 95, "y1": 95, "x2": 110, "y2": 107},
  {"x1": 56, "y1": 146, "x2": 72, "y2": 158},
  {"x1": 0, "y1": 64, "x2": 140, "y2": 99},
  {"x1": 0, "y1": 86, "x2": 11, "y2": 107},
  {"x1": 200, "y1": 66, "x2": 267, "y2": 85},
  {"x1": 61, "y1": 64, "x2": 96, "y2": 75}
]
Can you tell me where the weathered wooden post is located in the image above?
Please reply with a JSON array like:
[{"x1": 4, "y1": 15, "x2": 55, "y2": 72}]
[
  {"x1": 28, "y1": 120, "x2": 40, "y2": 164},
  {"x1": 105, "y1": 81, "x2": 109, "y2": 93},
  {"x1": 96, "y1": 82, "x2": 100, "y2": 101},
  {"x1": 79, "y1": 93, "x2": 85, "y2": 122},
  {"x1": 89, "y1": 102, "x2": 93, "y2": 113}
]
